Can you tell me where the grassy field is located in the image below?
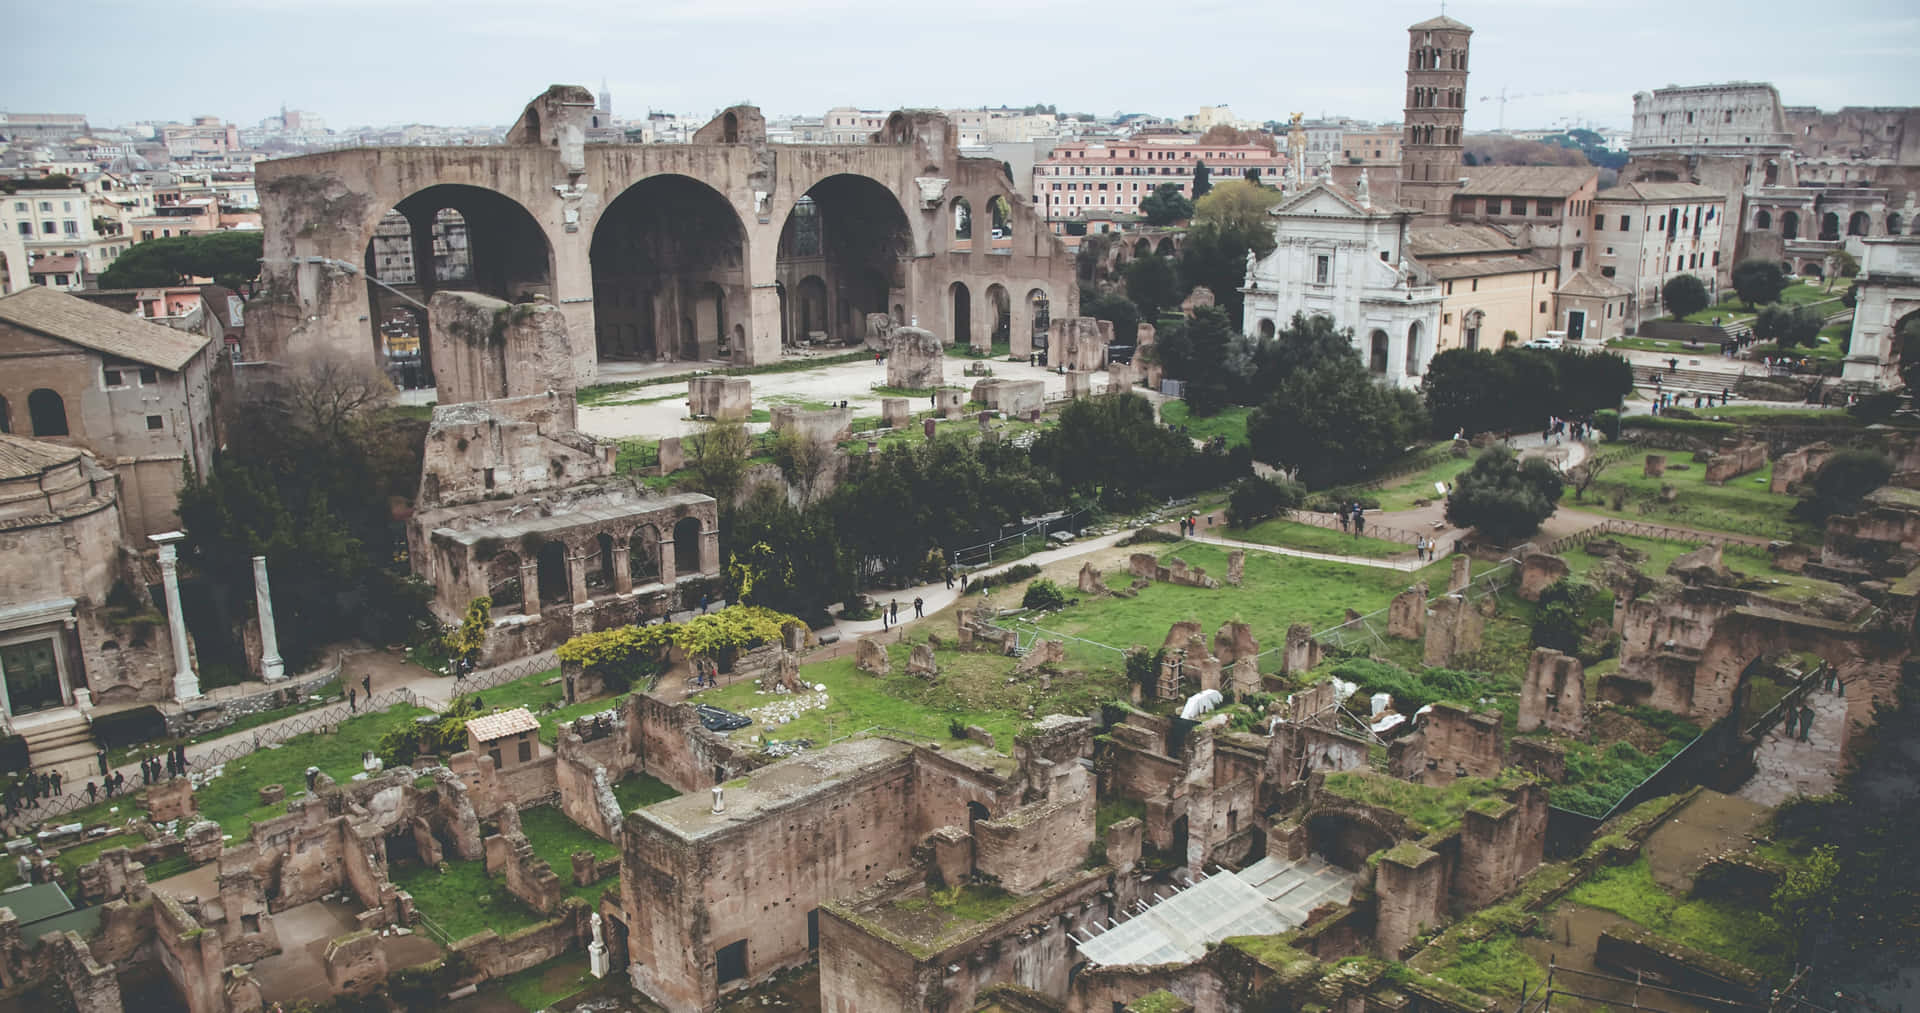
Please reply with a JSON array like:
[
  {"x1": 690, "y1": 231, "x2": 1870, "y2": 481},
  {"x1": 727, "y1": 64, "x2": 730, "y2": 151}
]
[
  {"x1": 517, "y1": 805, "x2": 619, "y2": 905},
  {"x1": 495, "y1": 953, "x2": 596, "y2": 1011},
  {"x1": 1573, "y1": 455, "x2": 1813, "y2": 541},
  {"x1": 1346, "y1": 454, "x2": 1476, "y2": 511},
  {"x1": 1609, "y1": 336, "x2": 1713, "y2": 355},
  {"x1": 1159, "y1": 402, "x2": 1253, "y2": 447},
  {"x1": 612, "y1": 772, "x2": 679, "y2": 811},
  {"x1": 1566, "y1": 857, "x2": 1792, "y2": 980},
  {"x1": 107, "y1": 677, "x2": 343, "y2": 768},
  {"x1": 195, "y1": 703, "x2": 437, "y2": 840},
  {"x1": 389, "y1": 859, "x2": 544, "y2": 942},
  {"x1": 459, "y1": 667, "x2": 638, "y2": 745},
  {"x1": 54, "y1": 832, "x2": 143, "y2": 880},
  {"x1": 1228, "y1": 518, "x2": 1407, "y2": 558}
]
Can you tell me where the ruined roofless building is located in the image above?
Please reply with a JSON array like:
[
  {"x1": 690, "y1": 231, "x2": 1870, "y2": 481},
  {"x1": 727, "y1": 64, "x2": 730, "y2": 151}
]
[{"x1": 249, "y1": 86, "x2": 1078, "y2": 385}]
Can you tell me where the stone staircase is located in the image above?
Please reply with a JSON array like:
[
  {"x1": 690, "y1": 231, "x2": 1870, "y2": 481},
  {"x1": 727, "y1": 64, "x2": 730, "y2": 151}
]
[
  {"x1": 13, "y1": 709, "x2": 96, "y2": 773},
  {"x1": 1636, "y1": 364, "x2": 1745, "y2": 396}
]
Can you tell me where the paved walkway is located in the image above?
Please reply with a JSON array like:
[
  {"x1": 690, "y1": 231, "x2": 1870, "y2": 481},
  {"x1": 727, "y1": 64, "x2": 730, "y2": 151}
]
[{"x1": 1738, "y1": 682, "x2": 1849, "y2": 808}]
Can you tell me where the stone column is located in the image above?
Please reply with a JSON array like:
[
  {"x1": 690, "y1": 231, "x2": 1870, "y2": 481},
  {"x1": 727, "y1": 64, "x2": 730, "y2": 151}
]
[
  {"x1": 252, "y1": 555, "x2": 286, "y2": 681},
  {"x1": 657, "y1": 538, "x2": 677, "y2": 586},
  {"x1": 520, "y1": 561, "x2": 542, "y2": 615},
  {"x1": 612, "y1": 544, "x2": 634, "y2": 594},
  {"x1": 568, "y1": 548, "x2": 590, "y2": 604},
  {"x1": 151, "y1": 532, "x2": 199, "y2": 702},
  {"x1": 700, "y1": 526, "x2": 720, "y2": 576}
]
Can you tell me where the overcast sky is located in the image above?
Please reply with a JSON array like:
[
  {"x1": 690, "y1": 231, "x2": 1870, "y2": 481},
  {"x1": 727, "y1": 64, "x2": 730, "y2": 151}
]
[{"x1": 4, "y1": 0, "x2": 1916, "y2": 134}]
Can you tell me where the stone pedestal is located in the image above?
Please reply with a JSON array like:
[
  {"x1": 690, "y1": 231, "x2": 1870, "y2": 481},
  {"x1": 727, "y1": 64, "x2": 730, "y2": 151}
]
[
  {"x1": 589, "y1": 941, "x2": 610, "y2": 978},
  {"x1": 152, "y1": 532, "x2": 199, "y2": 702},
  {"x1": 252, "y1": 555, "x2": 285, "y2": 681}
]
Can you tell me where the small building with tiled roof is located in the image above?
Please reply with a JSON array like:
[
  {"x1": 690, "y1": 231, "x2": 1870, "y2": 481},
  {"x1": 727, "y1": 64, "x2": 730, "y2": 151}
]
[
  {"x1": 0, "y1": 284, "x2": 216, "y2": 540},
  {"x1": 1554, "y1": 271, "x2": 1633, "y2": 345},
  {"x1": 467, "y1": 707, "x2": 543, "y2": 770}
]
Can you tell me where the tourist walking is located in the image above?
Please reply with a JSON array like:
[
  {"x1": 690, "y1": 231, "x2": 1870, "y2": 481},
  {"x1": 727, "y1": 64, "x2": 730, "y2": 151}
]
[
  {"x1": 913, "y1": 597, "x2": 924, "y2": 619},
  {"x1": 348, "y1": 687, "x2": 357, "y2": 713},
  {"x1": 362, "y1": 673, "x2": 372, "y2": 699}
]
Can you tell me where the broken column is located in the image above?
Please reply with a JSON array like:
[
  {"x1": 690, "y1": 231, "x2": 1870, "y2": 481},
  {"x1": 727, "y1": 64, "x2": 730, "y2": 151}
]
[
  {"x1": 1280, "y1": 622, "x2": 1322, "y2": 675},
  {"x1": 1226, "y1": 550, "x2": 1245, "y2": 586},
  {"x1": 1387, "y1": 582, "x2": 1428, "y2": 639},
  {"x1": 656, "y1": 435, "x2": 684, "y2": 476},
  {"x1": 1449, "y1": 554, "x2": 1471, "y2": 594},
  {"x1": 1519, "y1": 648, "x2": 1587, "y2": 735},
  {"x1": 1643, "y1": 454, "x2": 1666, "y2": 478},
  {"x1": 881, "y1": 397, "x2": 911, "y2": 430},
  {"x1": 252, "y1": 555, "x2": 285, "y2": 681},
  {"x1": 1077, "y1": 561, "x2": 1104, "y2": 595},
  {"x1": 855, "y1": 638, "x2": 890, "y2": 676},
  {"x1": 151, "y1": 531, "x2": 199, "y2": 701},
  {"x1": 887, "y1": 327, "x2": 944, "y2": 388},
  {"x1": 1423, "y1": 594, "x2": 1484, "y2": 666}
]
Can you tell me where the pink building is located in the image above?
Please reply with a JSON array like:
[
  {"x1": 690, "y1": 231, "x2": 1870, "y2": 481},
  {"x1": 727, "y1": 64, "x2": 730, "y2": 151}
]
[{"x1": 1033, "y1": 138, "x2": 1289, "y2": 222}]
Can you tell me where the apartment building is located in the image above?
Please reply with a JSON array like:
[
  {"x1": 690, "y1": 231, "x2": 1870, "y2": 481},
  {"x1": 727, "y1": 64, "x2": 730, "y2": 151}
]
[
  {"x1": 1033, "y1": 138, "x2": 1288, "y2": 220},
  {"x1": 1589, "y1": 181, "x2": 1726, "y2": 326}
]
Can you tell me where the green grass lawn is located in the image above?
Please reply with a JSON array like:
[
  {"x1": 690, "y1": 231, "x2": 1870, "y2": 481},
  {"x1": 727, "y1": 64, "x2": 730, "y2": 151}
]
[
  {"x1": 1573, "y1": 456, "x2": 1813, "y2": 541},
  {"x1": 1159, "y1": 402, "x2": 1253, "y2": 447},
  {"x1": 1416, "y1": 932, "x2": 1544, "y2": 999},
  {"x1": 495, "y1": 953, "x2": 596, "y2": 1011},
  {"x1": 1566, "y1": 857, "x2": 1792, "y2": 980},
  {"x1": 460, "y1": 667, "x2": 636, "y2": 745},
  {"x1": 1348, "y1": 454, "x2": 1476, "y2": 511},
  {"x1": 516, "y1": 805, "x2": 618, "y2": 905},
  {"x1": 197, "y1": 703, "x2": 436, "y2": 841},
  {"x1": 1562, "y1": 534, "x2": 1709, "y2": 582},
  {"x1": 612, "y1": 772, "x2": 679, "y2": 811},
  {"x1": 1228, "y1": 518, "x2": 1407, "y2": 558},
  {"x1": 1320, "y1": 769, "x2": 1529, "y2": 837},
  {"x1": 1029, "y1": 543, "x2": 1478, "y2": 656},
  {"x1": 946, "y1": 341, "x2": 1012, "y2": 360},
  {"x1": 389, "y1": 858, "x2": 544, "y2": 943},
  {"x1": 107, "y1": 678, "x2": 344, "y2": 768},
  {"x1": 1562, "y1": 532, "x2": 1847, "y2": 609}
]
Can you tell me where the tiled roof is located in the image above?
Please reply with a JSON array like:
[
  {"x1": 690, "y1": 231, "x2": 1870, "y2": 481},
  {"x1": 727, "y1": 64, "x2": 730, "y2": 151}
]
[
  {"x1": 0, "y1": 433, "x2": 82, "y2": 481},
  {"x1": 1408, "y1": 223, "x2": 1525, "y2": 257},
  {"x1": 1422, "y1": 253, "x2": 1555, "y2": 281},
  {"x1": 1596, "y1": 181, "x2": 1727, "y2": 203},
  {"x1": 1409, "y1": 14, "x2": 1472, "y2": 30},
  {"x1": 466, "y1": 707, "x2": 540, "y2": 742},
  {"x1": 1455, "y1": 166, "x2": 1597, "y2": 199},
  {"x1": 0, "y1": 285, "x2": 208, "y2": 371},
  {"x1": 1556, "y1": 271, "x2": 1630, "y2": 298}
]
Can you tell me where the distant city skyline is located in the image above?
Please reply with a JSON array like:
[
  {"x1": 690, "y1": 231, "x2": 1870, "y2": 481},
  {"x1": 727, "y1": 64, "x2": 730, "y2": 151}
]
[{"x1": 4, "y1": 0, "x2": 1916, "y2": 135}]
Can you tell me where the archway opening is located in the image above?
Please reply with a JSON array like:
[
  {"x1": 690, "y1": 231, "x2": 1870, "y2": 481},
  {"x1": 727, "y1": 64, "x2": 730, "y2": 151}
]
[
  {"x1": 364, "y1": 185, "x2": 553, "y2": 386},
  {"x1": 776, "y1": 176, "x2": 910, "y2": 346},
  {"x1": 1307, "y1": 811, "x2": 1394, "y2": 872},
  {"x1": 1891, "y1": 213, "x2": 1905, "y2": 236},
  {"x1": 967, "y1": 801, "x2": 990, "y2": 824},
  {"x1": 1368, "y1": 330, "x2": 1389, "y2": 375},
  {"x1": 984, "y1": 195, "x2": 1013, "y2": 252},
  {"x1": 629, "y1": 525, "x2": 660, "y2": 585},
  {"x1": 487, "y1": 551, "x2": 525, "y2": 612},
  {"x1": 1820, "y1": 212, "x2": 1841, "y2": 241},
  {"x1": 1782, "y1": 211, "x2": 1800, "y2": 240},
  {"x1": 1257, "y1": 318, "x2": 1276, "y2": 341},
  {"x1": 27, "y1": 389, "x2": 67, "y2": 437},
  {"x1": 792, "y1": 276, "x2": 828, "y2": 342},
  {"x1": 1406, "y1": 320, "x2": 1423, "y2": 376},
  {"x1": 984, "y1": 284, "x2": 1010, "y2": 349},
  {"x1": 1156, "y1": 237, "x2": 1176, "y2": 258},
  {"x1": 590, "y1": 174, "x2": 746, "y2": 364},
  {"x1": 1132, "y1": 238, "x2": 1151, "y2": 259},
  {"x1": 1026, "y1": 289, "x2": 1051, "y2": 354},
  {"x1": 1463, "y1": 309, "x2": 1484, "y2": 351},
  {"x1": 1755, "y1": 210, "x2": 1772, "y2": 230},
  {"x1": 673, "y1": 516, "x2": 702, "y2": 575},
  {"x1": 1848, "y1": 211, "x2": 1870, "y2": 237},
  {"x1": 952, "y1": 197, "x2": 973, "y2": 251},
  {"x1": 588, "y1": 532, "x2": 615, "y2": 593},
  {"x1": 1803, "y1": 261, "x2": 1824, "y2": 279},
  {"x1": 536, "y1": 541, "x2": 569, "y2": 607},
  {"x1": 949, "y1": 282, "x2": 973, "y2": 349}
]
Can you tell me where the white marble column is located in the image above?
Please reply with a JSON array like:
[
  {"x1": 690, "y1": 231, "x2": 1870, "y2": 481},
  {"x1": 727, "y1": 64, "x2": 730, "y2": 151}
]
[
  {"x1": 253, "y1": 555, "x2": 286, "y2": 681},
  {"x1": 151, "y1": 531, "x2": 200, "y2": 701}
]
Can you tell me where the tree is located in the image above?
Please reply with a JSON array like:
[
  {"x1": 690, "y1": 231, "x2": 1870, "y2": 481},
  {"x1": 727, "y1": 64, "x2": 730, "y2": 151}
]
[
  {"x1": 1567, "y1": 452, "x2": 1613, "y2": 501},
  {"x1": 1792, "y1": 450, "x2": 1893, "y2": 524},
  {"x1": 723, "y1": 485, "x2": 853, "y2": 622},
  {"x1": 96, "y1": 230, "x2": 265, "y2": 293},
  {"x1": 1191, "y1": 160, "x2": 1212, "y2": 200},
  {"x1": 1247, "y1": 353, "x2": 1426, "y2": 487},
  {"x1": 770, "y1": 429, "x2": 836, "y2": 506},
  {"x1": 1834, "y1": 249, "x2": 1860, "y2": 279},
  {"x1": 1080, "y1": 291, "x2": 1139, "y2": 349},
  {"x1": 1754, "y1": 303, "x2": 1824, "y2": 349},
  {"x1": 1422, "y1": 346, "x2": 1631, "y2": 438},
  {"x1": 1139, "y1": 183, "x2": 1193, "y2": 226},
  {"x1": 1192, "y1": 180, "x2": 1283, "y2": 251},
  {"x1": 1226, "y1": 475, "x2": 1304, "y2": 528},
  {"x1": 1030, "y1": 392, "x2": 1193, "y2": 510},
  {"x1": 1124, "y1": 254, "x2": 1180, "y2": 320},
  {"x1": 686, "y1": 420, "x2": 754, "y2": 506},
  {"x1": 1444, "y1": 447, "x2": 1563, "y2": 543},
  {"x1": 1180, "y1": 306, "x2": 1236, "y2": 416},
  {"x1": 1731, "y1": 259, "x2": 1789, "y2": 308},
  {"x1": 1662, "y1": 274, "x2": 1710, "y2": 320},
  {"x1": 1176, "y1": 181, "x2": 1284, "y2": 329}
]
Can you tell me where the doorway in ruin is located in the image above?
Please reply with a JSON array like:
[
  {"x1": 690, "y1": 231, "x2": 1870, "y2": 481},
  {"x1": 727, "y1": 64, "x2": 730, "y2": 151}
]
[
  {"x1": 775, "y1": 175, "x2": 911, "y2": 346},
  {"x1": 1307, "y1": 810, "x2": 1394, "y2": 871},
  {"x1": 362, "y1": 185, "x2": 554, "y2": 387},
  {"x1": 1169, "y1": 815, "x2": 1190, "y2": 867},
  {"x1": 536, "y1": 541, "x2": 569, "y2": 608},
  {"x1": 949, "y1": 282, "x2": 972, "y2": 348},
  {"x1": 590, "y1": 174, "x2": 747, "y2": 364},
  {"x1": 629, "y1": 525, "x2": 661, "y2": 585},
  {"x1": 385, "y1": 825, "x2": 421, "y2": 867},
  {"x1": 587, "y1": 533, "x2": 616, "y2": 594},
  {"x1": 985, "y1": 284, "x2": 1011, "y2": 348},
  {"x1": 487, "y1": 550, "x2": 526, "y2": 613},
  {"x1": 673, "y1": 517, "x2": 702, "y2": 577}
]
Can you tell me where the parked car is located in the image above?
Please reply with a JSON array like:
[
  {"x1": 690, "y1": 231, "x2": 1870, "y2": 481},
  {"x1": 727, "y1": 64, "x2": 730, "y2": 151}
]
[{"x1": 1523, "y1": 334, "x2": 1564, "y2": 350}]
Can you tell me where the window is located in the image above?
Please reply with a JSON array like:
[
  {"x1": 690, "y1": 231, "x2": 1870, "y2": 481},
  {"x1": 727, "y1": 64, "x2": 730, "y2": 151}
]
[
  {"x1": 1445, "y1": 282, "x2": 1453, "y2": 295},
  {"x1": 41, "y1": 222, "x2": 55, "y2": 234},
  {"x1": 1601, "y1": 266, "x2": 1616, "y2": 277},
  {"x1": 488, "y1": 748, "x2": 502, "y2": 767},
  {"x1": 716, "y1": 939, "x2": 748, "y2": 985},
  {"x1": 1594, "y1": 215, "x2": 1604, "y2": 231},
  {"x1": 38, "y1": 202, "x2": 50, "y2": 213},
  {"x1": 11, "y1": 202, "x2": 23, "y2": 213},
  {"x1": 1573, "y1": 250, "x2": 1584, "y2": 269},
  {"x1": 1471, "y1": 279, "x2": 1478, "y2": 292},
  {"x1": 517, "y1": 738, "x2": 532, "y2": 762},
  {"x1": 28, "y1": 389, "x2": 67, "y2": 437},
  {"x1": 1486, "y1": 198, "x2": 1502, "y2": 215},
  {"x1": 15, "y1": 222, "x2": 28, "y2": 237},
  {"x1": 1443, "y1": 313, "x2": 1452, "y2": 324},
  {"x1": 1539, "y1": 301, "x2": 1548, "y2": 313},
  {"x1": 1620, "y1": 215, "x2": 1631, "y2": 231},
  {"x1": 1539, "y1": 202, "x2": 1557, "y2": 217},
  {"x1": 1315, "y1": 255, "x2": 1330, "y2": 284},
  {"x1": 145, "y1": 415, "x2": 163, "y2": 431},
  {"x1": 103, "y1": 367, "x2": 123, "y2": 386}
]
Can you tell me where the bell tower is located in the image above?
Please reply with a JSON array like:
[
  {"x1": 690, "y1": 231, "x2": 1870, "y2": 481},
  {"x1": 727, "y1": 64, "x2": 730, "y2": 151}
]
[{"x1": 1398, "y1": 14, "x2": 1472, "y2": 216}]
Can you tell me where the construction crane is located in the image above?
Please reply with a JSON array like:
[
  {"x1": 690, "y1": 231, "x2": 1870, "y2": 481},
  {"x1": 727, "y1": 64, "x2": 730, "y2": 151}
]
[{"x1": 1478, "y1": 87, "x2": 1572, "y2": 132}]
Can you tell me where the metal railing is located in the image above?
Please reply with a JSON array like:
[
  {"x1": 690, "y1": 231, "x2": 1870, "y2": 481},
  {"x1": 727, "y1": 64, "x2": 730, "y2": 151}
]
[{"x1": 951, "y1": 508, "x2": 1094, "y2": 568}]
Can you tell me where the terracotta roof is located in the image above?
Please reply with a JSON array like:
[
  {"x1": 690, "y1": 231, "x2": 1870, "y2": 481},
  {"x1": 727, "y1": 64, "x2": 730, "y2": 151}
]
[
  {"x1": 1556, "y1": 271, "x2": 1630, "y2": 298},
  {"x1": 1596, "y1": 181, "x2": 1726, "y2": 203},
  {"x1": 1408, "y1": 223, "x2": 1526, "y2": 257},
  {"x1": 0, "y1": 285, "x2": 208, "y2": 371},
  {"x1": 1422, "y1": 253, "x2": 1556, "y2": 281},
  {"x1": 29, "y1": 256, "x2": 80, "y2": 274},
  {"x1": 1409, "y1": 14, "x2": 1472, "y2": 30},
  {"x1": 0, "y1": 433, "x2": 83, "y2": 481},
  {"x1": 1454, "y1": 166, "x2": 1598, "y2": 199},
  {"x1": 466, "y1": 707, "x2": 540, "y2": 742}
]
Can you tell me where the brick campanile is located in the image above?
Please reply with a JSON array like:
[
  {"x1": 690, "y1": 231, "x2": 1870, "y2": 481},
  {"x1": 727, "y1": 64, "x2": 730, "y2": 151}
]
[{"x1": 1398, "y1": 14, "x2": 1473, "y2": 216}]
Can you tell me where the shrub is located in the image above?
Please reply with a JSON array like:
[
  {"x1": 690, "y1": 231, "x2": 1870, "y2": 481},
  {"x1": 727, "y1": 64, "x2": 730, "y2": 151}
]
[
  {"x1": 1732, "y1": 259, "x2": 1789, "y2": 308},
  {"x1": 1444, "y1": 447, "x2": 1564, "y2": 544},
  {"x1": 1593, "y1": 409, "x2": 1620, "y2": 440},
  {"x1": 90, "y1": 706, "x2": 168, "y2": 750},
  {"x1": 1226, "y1": 475, "x2": 1306, "y2": 528},
  {"x1": 1793, "y1": 449, "x2": 1893, "y2": 524},
  {"x1": 1118, "y1": 526, "x2": 1181, "y2": 546},
  {"x1": 1022, "y1": 579, "x2": 1068, "y2": 611},
  {"x1": 971, "y1": 563, "x2": 1042, "y2": 592}
]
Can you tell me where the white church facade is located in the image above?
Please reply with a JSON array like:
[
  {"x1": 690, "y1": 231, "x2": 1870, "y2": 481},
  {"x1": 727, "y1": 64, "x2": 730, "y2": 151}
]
[{"x1": 1241, "y1": 178, "x2": 1444, "y2": 389}]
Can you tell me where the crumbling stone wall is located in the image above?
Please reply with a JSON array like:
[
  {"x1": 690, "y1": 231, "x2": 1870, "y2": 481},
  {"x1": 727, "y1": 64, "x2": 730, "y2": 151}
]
[
  {"x1": 1771, "y1": 442, "x2": 1834, "y2": 494},
  {"x1": 687, "y1": 376, "x2": 751, "y2": 420},
  {"x1": 1455, "y1": 782, "x2": 1548, "y2": 908},
  {"x1": 1390, "y1": 704, "x2": 1502, "y2": 785},
  {"x1": 886, "y1": 327, "x2": 944, "y2": 387},
  {"x1": 153, "y1": 891, "x2": 228, "y2": 1013},
  {"x1": 623, "y1": 692, "x2": 747, "y2": 794},
  {"x1": 1265, "y1": 721, "x2": 1371, "y2": 787},
  {"x1": 1376, "y1": 844, "x2": 1450, "y2": 957},
  {"x1": 1050, "y1": 316, "x2": 1112, "y2": 371},
  {"x1": 1703, "y1": 441, "x2": 1767, "y2": 485},
  {"x1": 556, "y1": 729, "x2": 628, "y2": 842},
  {"x1": 972, "y1": 378, "x2": 1046, "y2": 416},
  {"x1": 430, "y1": 292, "x2": 576, "y2": 407},
  {"x1": 1422, "y1": 595, "x2": 1483, "y2": 666},
  {"x1": 1387, "y1": 583, "x2": 1427, "y2": 639},
  {"x1": 1519, "y1": 553, "x2": 1571, "y2": 602},
  {"x1": 972, "y1": 792, "x2": 1093, "y2": 893},
  {"x1": 769, "y1": 404, "x2": 852, "y2": 443},
  {"x1": 1281, "y1": 622, "x2": 1323, "y2": 675},
  {"x1": 486, "y1": 829, "x2": 566, "y2": 914},
  {"x1": 1519, "y1": 647, "x2": 1587, "y2": 735},
  {"x1": 1128, "y1": 553, "x2": 1220, "y2": 589}
]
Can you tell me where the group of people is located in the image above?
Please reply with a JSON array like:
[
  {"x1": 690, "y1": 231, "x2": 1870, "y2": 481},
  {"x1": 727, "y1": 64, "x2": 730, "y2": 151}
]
[
  {"x1": 2, "y1": 770, "x2": 62, "y2": 818},
  {"x1": 1336, "y1": 503, "x2": 1367, "y2": 536},
  {"x1": 1414, "y1": 536, "x2": 1440, "y2": 561},
  {"x1": 1177, "y1": 513, "x2": 1202, "y2": 537},
  {"x1": 1540, "y1": 417, "x2": 1594, "y2": 444},
  {"x1": 138, "y1": 744, "x2": 193, "y2": 786},
  {"x1": 877, "y1": 597, "x2": 927, "y2": 629}
]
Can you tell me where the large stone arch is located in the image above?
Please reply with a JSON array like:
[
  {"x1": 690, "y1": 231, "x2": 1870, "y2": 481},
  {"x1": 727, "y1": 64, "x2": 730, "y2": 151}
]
[
  {"x1": 1688, "y1": 609, "x2": 1905, "y2": 757},
  {"x1": 1303, "y1": 803, "x2": 1404, "y2": 872},
  {"x1": 590, "y1": 173, "x2": 750, "y2": 365},
  {"x1": 771, "y1": 173, "x2": 913, "y2": 345}
]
